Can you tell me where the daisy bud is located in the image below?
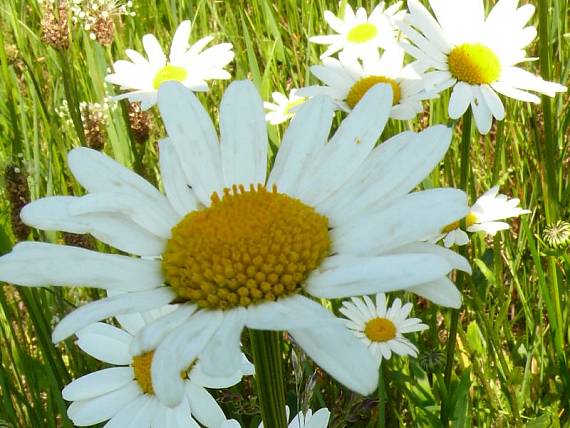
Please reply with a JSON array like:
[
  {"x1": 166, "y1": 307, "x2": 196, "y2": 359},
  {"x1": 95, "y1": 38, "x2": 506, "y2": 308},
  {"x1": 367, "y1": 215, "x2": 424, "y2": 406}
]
[
  {"x1": 4, "y1": 164, "x2": 30, "y2": 241},
  {"x1": 419, "y1": 350, "x2": 446, "y2": 374},
  {"x1": 543, "y1": 220, "x2": 570, "y2": 250},
  {"x1": 40, "y1": 1, "x2": 70, "y2": 50},
  {"x1": 128, "y1": 102, "x2": 151, "y2": 144}
]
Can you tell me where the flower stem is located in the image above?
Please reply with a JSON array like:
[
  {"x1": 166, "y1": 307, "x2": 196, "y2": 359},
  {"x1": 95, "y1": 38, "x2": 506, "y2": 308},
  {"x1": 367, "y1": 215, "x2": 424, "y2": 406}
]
[
  {"x1": 249, "y1": 330, "x2": 287, "y2": 428},
  {"x1": 377, "y1": 364, "x2": 387, "y2": 428},
  {"x1": 441, "y1": 110, "x2": 472, "y2": 425}
]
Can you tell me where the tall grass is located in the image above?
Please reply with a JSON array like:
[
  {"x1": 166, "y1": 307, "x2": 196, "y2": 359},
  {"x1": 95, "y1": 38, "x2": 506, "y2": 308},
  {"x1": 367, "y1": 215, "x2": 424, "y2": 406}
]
[{"x1": 0, "y1": 0, "x2": 568, "y2": 427}]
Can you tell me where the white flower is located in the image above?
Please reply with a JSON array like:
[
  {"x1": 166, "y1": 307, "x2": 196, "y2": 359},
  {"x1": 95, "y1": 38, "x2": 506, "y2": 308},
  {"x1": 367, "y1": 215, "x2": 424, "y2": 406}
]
[
  {"x1": 0, "y1": 81, "x2": 470, "y2": 407},
  {"x1": 264, "y1": 89, "x2": 306, "y2": 125},
  {"x1": 105, "y1": 20, "x2": 234, "y2": 110},
  {"x1": 258, "y1": 407, "x2": 331, "y2": 428},
  {"x1": 400, "y1": 0, "x2": 567, "y2": 134},
  {"x1": 439, "y1": 185, "x2": 531, "y2": 247},
  {"x1": 340, "y1": 293, "x2": 429, "y2": 365},
  {"x1": 298, "y1": 48, "x2": 436, "y2": 120},
  {"x1": 62, "y1": 312, "x2": 253, "y2": 427},
  {"x1": 310, "y1": 2, "x2": 405, "y2": 59}
]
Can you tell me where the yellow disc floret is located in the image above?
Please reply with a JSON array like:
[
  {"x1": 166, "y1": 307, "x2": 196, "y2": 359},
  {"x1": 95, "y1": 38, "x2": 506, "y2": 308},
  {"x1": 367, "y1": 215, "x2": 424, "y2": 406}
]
[
  {"x1": 364, "y1": 317, "x2": 397, "y2": 342},
  {"x1": 347, "y1": 23, "x2": 378, "y2": 43},
  {"x1": 448, "y1": 43, "x2": 501, "y2": 85},
  {"x1": 132, "y1": 351, "x2": 155, "y2": 394},
  {"x1": 162, "y1": 184, "x2": 331, "y2": 310},
  {"x1": 152, "y1": 64, "x2": 188, "y2": 89},
  {"x1": 441, "y1": 212, "x2": 478, "y2": 234},
  {"x1": 346, "y1": 76, "x2": 401, "y2": 109}
]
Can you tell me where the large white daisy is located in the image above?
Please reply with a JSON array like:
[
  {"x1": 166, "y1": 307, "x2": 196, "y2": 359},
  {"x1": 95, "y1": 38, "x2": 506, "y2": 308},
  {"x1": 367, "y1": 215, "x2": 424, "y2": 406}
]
[
  {"x1": 298, "y1": 48, "x2": 436, "y2": 120},
  {"x1": 0, "y1": 80, "x2": 470, "y2": 407},
  {"x1": 63, "y1": 311, "x2": 253, "y2": 427},
  {"x1": 399, "y1": 0, "x2": 567, "y2": 134},
  {"x1": 310, "y1": 2, "x2": 405, "y2": 59},
  {"x1": 340, "y1": 293, "x2": 429, "y2": 365},
  {"x1": 105, "y1": 20, "x2": 234, "y2": 110}
]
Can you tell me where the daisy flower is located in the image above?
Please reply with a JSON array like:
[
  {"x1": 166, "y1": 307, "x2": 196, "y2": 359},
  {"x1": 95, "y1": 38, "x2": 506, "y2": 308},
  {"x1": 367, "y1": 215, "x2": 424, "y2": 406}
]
[
  {"x1": 62, "y1": 312, "x2": 253, "y2": 427},
  {"x1": 340, "y1": 293, "x2": 429, "y2": 365},
  {"x1": 439, "y1": 185, "x2": 531, "y2": 247},
  {"x1": 0, "y1": 80, "x2": 470, "y2": 407},
  {"x1": 399, "y1": 0, "x2": 567, "y2": 134},
  {"x1": 264, "y1": 89, "x2": 306, "y2": 125},
  {"x1": 310, "y1": 2, "x2": 405, "y2": 59},
  {"x1": 258, "y1": 407, "x2": 331, "y2": 428},
  {"x1": 105, "y1": 20, "x2": 234, "y2": 110},
  {"x1": 298, "y1": 48, "x2": 436, "y2": 120}
]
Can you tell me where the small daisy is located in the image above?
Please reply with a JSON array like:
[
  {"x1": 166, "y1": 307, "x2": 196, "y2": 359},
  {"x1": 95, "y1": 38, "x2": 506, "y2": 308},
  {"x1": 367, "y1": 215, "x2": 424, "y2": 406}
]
[
  {"x1": 264, "y1": 89, "x2": 306, "y2": 125},
  {"x1": 0, "y1": 81, "x2": 470, "y2": 407},
  {"x1": 439, "y1": 185, "x2": 531, "y2": 247},
  {"x1": 258, "y1": 407, "x2": 331, "y2": 428},
  {"x1": 62, "y1": 312, "x2": 253, "y2": 427},
  {"x1": 105, "y1": 20, "x2": 234, "y2": 110},
  {"x1": 310, "y1": 2, "x2": 405, "y2": 59},
  {"x1": 340, "y1": 293, "x2": 429, "y2": 365},
  {"x1": 399, "y1": 0, "x2": 567, "y2": 134},
  {"x1": 298, "y1": 48, "x2": 436, "y2": 120}
]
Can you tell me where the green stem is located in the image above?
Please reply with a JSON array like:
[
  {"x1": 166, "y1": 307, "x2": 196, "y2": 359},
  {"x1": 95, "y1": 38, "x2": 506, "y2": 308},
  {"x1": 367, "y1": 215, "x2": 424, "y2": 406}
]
[
  {"x1": 441, "y1": 110, "x2": 472, "y2": 426},
  {"x1": 249, "y1": 330, "x2": 287, "y2": 428},
  {"x1": 377, "y1": 364, "x2": 387, "y2": 428}
]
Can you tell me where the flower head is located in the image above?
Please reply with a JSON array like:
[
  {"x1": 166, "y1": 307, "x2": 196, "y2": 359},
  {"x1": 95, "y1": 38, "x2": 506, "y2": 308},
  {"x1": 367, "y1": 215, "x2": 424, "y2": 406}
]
[
  {"x1": 310, "y1": 2, "x2": 405, "y2": 59},
  {"x1": 105, "y1": 20, "x2": 234, "y2": 110},
  {"x1": 340, "y1": 293, "x2": 429, "y2": 365},
  {"x1": 543, "y1": 220, "x2": 570, "y2": 250},
  {"x1": 0, "y1": 81, "x2": 469, "y2": 406},
  {"x1": 264, "y1": 89, "x2": 306, "y2": 125},
  {"x1": 400, "y1": 0, "x2": 567, "y2": 134},
  {"x1": 62, "y1": 312, "x2": 252, "y2": 427},
  {"x1": 258, "y1": 408, "x2": 331, "y2": 428},
  {"x1": 440, "y1": 185, "x2": 531, "y2": 246},
  {"x1": 298, "y1": 48, "x2": 436, "y2": 120}
]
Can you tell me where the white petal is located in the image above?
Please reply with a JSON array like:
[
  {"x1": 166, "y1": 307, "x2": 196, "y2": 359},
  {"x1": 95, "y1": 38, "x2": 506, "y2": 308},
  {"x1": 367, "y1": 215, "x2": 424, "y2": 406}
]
[
  {"x1": 480, "y1": 85, "x2": 505, "y2": 120},
  {"x1": 471, "y1": 87, "x2": 493, "y2": 134},
  {"x1": 408, "y1": 277, "x2": 462, "y2": 308},
  {"x1": 448, "y1": 82, "x2": 473, "y2": 119},
  {"x1": 152, "y1": 310, "x2": 223, "y2": 407},
  {"x1": 307, "y1": 253, "x2": 453, "y2": 298},
  {"x1": 0, "y1": 242, "x2": 163, "y2": 291},
  {"x1": 104, "y1": 394, "x2": 159, "y2": 428},
  {"x1": 220, "y1": 80, "x2": 268, "y2": 187},
  {"x1": 295, "y1": 84, "x2": 393, "y2": 206},
  {"x1": 170, "y1": 21, "x2": 192, "y2": 63},
  {"x1": 199, "y1": 308, "x2": 246, "y2": 378},
  {"x1": 158, "y1": 81, "x2": 223, "y2": 206},
  {"x1": 186, "y1": 383, "x2": 225, "y2": 427},
  {"x1": 75, "y1": 322, "x2": 133, "y2": 364},
  {"x1": 52, "y1": 288, "x2": 176, "y2": 343},
  {"x1": 290, "y1": 323, "x2": 378, "y2": 395},
  {"x1": 63, "y1": 367, "x2": 134, "y2": 402},
  {"x1": 21, "y1": 196, "x2": 166, "y2": 256},
  {"x1": 159, "y1": 138, "x2": 200, "y2": 217},
  {"x1": 267, "y1": 96, "x2": 334, "y2": 196},
  {"x1": 142, "y1": 34, "x2": 166, "y2": 67},
  {"x1": 390, "y1": 242, "x2": 471, "y2": 274}
]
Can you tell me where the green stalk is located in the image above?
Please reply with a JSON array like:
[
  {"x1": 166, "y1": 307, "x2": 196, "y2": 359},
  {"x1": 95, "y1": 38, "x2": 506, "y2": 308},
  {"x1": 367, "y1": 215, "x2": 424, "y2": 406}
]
[
  {"x1": 441, "y1": 110, "x2": 472, "y2": 425},
  {"x1": 377, "y1": 364, "x2": 387, "y2": 428},
  {"x1": 249, "y1": 330, "x2": 287, "y2": 428}
]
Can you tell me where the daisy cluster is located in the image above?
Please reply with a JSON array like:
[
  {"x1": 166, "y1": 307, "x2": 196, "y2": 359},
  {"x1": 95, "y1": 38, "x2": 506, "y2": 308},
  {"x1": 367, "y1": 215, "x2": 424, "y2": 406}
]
[{"x1": 0, "y1": 1, "x2": 564, "y2": 426}]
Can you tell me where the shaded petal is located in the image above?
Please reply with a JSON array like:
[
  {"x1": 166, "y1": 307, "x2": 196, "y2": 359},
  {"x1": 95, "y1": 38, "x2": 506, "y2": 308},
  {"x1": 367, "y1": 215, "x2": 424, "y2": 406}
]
[
  {"x1": 76, "y1": 322, "x2": 133, "y2": 364},
  {"x1": 186, "y1": 383, "x2": 225, "y2": 427},
  {"x1": 63, "y1": 367, "x2": 134, "y2": 401},
  {"x1": 408, "y1": 277, "x2": 462, "y2": 308}
]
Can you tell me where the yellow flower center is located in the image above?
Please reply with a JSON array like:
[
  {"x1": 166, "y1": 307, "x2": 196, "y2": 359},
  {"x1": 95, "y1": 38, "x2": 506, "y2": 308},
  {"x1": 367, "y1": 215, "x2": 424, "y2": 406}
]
[
  {"x1": 441, "y1": 212, "x2": 478, "y2": 234},
  {"x1": 162, "y1": 184, "x2": 331, "y2": 310},
  {"x1": 152, "y1": 64, "x2": 188, "y2": 89},
  {"x1": 364, "y1": 317, "x2": 397, "y2": 342},
  {"x1": 346, "y1": 23, "x2": 378, "y2": 43},
  {"x1": 132, "y1": 351, "x2": 155, "y2": 394},
  {"x1": 284, "y1": 97, "x2": 305, "y2": 115},
  {"x1": 448, "y1": 43, "x2": 501, "y2": 85},
  {"x1": 346, "y1": 76, "x2": 401, "y2": 109}
]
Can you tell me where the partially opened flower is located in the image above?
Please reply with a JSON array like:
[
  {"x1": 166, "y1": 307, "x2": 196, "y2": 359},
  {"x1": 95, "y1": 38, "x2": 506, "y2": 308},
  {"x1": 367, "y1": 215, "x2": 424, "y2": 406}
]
[
  {"x1": 400, "y1": 0, "x2": 567, "y2": 133},
  {"x1": 310, "y1": 2, "x2": 405, "y2": 59},
  {"x1": 0, "y1": 80, "x2": 469, "y2": 407},
  {"x1": 298, "y1": 48, "x2": 436, "y2": 120},
  {"x1": 258, "y1": 407, "x2": 331, "y2": 428},
  {"x1": 105, "y1": 20, "x2": 234, "y2": 110},
  {"x1": 439, "y1": 185, "x2": 531, "y2": 247},
  {"x1": 340, "y1": 293, "x2": 429, "y2": 365},
  {"x1": 62, "y1": 312, "x2": 252, "y2": 427},
  {"x1": 264, "y1": 89, "x2": 306, "y2": 125}
]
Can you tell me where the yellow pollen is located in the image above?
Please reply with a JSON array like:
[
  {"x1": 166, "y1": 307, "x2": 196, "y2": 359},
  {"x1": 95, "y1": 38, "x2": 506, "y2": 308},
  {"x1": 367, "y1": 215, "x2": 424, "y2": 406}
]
[
  {"x1": 346, "y1": 76, "x2": 401, "y2": 109},
  {"x1": 162, "y1": 184, "x2": 331, "y2": 310},
  {"x1": 152, "y1": 64, "x2": 188, "y2": 89},
  {"x1": 132, "y1": 351, "x2": 155, "y2": 394},
  {"x1": 441, "y1": 212, "x2": 478, "y2": 233},
  {"x1": 364, "y1": 317, "x2": 397, "y2": 342},
  {"x1": 448, "y1": 43, "x2": 501, "y2": 85},
  {"x1": 346, "y1": 23, "x2": 378, "y2": 43}
]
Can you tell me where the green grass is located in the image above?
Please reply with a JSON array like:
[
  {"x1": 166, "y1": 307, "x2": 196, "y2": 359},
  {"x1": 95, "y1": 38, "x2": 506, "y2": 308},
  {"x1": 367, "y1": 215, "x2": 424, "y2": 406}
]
[{"x1": 0, "y1": 0, "x2": 569, "y2": 427}]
